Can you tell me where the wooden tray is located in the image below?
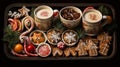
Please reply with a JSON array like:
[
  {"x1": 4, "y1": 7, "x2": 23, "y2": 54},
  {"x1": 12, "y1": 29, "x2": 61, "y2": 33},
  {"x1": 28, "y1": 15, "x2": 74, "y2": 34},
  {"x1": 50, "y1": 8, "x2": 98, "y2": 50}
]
[{"x1": 4, "y1": 3, "x2": 117, "y2": 60}]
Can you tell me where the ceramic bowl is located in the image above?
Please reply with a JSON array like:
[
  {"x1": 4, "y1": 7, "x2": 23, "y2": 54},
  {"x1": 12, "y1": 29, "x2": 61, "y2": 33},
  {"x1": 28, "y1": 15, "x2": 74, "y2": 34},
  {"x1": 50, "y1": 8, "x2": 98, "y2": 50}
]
[
  {"x1": 36, "y1": 43, "x2": 51, "y2": 57},
  {"x1": 47, "y1": 29, "x2": 62, "y2": 45},
  {"x1": 62, "y1": 30, "x2": 78, "y2": 46},
  {"x1": 29, "y1": 30, "x2": 47, "y2": 45},
  {"x1": 59, "y1": 6, "x2": 82, "y2": 28}
]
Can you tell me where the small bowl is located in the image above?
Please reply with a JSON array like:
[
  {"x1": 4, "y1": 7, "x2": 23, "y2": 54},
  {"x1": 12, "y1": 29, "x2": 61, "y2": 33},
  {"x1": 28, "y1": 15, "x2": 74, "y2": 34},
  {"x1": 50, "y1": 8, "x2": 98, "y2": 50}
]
[
  {"x1": 47, "y1": 29, "x2": 62, "y2": 45},
  {"x1": 29, "y1": 30, "x2": 47, "y2": 45},
  {"x1": 36, "y1": 43, "x2": 51, "y2": 57},
  {"x1": 59, "y1": 6, "x2": 82, "y2": 28},
  {"x1": 62, "y1": 30, "x2": 78, "y2": 46}
]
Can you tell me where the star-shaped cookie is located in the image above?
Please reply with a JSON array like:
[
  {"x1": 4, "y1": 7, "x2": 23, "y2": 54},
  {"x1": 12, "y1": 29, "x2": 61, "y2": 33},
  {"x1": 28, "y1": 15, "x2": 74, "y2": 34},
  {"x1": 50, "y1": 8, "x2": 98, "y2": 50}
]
[{"x1": 18, "y1": 6, "x2": 30, "y2": 16}]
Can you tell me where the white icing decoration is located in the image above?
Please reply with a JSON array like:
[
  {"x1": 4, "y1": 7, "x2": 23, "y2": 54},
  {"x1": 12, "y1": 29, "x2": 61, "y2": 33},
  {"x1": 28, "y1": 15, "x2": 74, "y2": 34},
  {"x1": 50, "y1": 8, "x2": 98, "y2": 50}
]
[
  {"x1": 80, "y1": 41, "x2": 86, "y2": 47},
  {"x1": 8, "y1": 11, "x2": 12, "y2": 16},
  {"x1": 88, "y1": 40, "x2": 98, "y2": 49},
  {"x1": 64, "y1": 32, "x2": 76, "y2": 44},
  {"x1": 50, "y1": 30, "x2": 61, "y2": 43},
  {"x1": 8, "y1": 11, "x2": 21, "y2": 18},
  {"x1": 90, "y1": 44, "x2": 98, "y2": 49},
  {"x1": 14, "y1": 13, "x2": 21, "y2": 18},
  {"x1": 11, "y1": 11, "x2": 17, "y2": 17}
]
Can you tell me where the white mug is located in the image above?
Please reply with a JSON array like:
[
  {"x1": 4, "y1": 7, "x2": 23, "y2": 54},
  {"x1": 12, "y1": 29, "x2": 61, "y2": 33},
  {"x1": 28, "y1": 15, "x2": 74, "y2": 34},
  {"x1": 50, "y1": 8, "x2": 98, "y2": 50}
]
[
  {"x1": 82, "y1": 7, "x2": 112, "y2": 36},
  {"x1": 34, "y1": 5, "x2": 53, "y2": 31}
]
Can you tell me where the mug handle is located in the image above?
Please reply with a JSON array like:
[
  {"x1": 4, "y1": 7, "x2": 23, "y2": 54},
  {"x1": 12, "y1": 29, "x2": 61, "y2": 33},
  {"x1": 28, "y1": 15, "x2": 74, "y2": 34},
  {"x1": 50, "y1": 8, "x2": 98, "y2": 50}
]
[
  {"x1": 83, "y1": 6, "x2": 94, "y2": 13},
  {"x1": 53, "y1": 9, "x2": 59, "y2": 21},
  {"x1": 102, "y1": 15, "x2": 112, "y2": 27}
]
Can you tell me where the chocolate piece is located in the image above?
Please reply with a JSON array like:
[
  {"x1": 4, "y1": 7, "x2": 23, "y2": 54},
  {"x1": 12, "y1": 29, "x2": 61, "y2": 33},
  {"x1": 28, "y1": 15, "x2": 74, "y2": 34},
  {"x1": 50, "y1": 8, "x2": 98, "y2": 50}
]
[{"x1": 61, "y1": 8, "x2": 80, "y2": 20}]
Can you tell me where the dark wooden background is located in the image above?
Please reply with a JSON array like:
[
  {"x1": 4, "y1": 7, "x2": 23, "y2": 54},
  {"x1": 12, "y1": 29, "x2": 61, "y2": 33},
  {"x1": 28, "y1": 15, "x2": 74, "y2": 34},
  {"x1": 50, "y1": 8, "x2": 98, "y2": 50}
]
[{"x1": 0, "y1": 0, "x2": 119, "y2": 66}]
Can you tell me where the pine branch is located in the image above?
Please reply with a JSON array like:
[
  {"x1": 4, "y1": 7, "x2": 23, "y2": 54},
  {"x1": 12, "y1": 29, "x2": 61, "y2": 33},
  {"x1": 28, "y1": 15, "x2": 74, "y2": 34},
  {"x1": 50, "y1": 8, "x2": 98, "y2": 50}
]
[
  {"x1": 76, "y1": 29, "x2": 85, "y2": 39},
  {"x1": 98, "y1": 5, "x2": 111, "y2": 15},
  {"x1": 52, "y1": 18, "x2": 66, "y2": 31},
  {"x1": 3, "y1": 26, "x2": 20, "y2": 49}
]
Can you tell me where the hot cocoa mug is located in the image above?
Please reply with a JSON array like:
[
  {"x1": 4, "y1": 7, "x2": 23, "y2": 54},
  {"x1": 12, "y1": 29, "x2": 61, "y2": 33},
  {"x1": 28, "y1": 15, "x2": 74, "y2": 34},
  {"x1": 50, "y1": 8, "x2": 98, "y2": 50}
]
[
  {"x1": 34, "y1": 5, "x2": 53, "y2": 31},
  {"x1": 82, "y1": 7, "x2": 112, "y2": 36}
]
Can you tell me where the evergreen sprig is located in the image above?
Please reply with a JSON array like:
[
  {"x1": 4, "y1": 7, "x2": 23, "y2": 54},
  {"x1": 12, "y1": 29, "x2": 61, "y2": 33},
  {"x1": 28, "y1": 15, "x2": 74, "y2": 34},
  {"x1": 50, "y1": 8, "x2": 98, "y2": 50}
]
[
  {"x1": 98, "y1": 5, "x2": 110, "y2": 15},
  {"x1": 98, "y1": 5, "x2": 116, "y2": 33},
  {"x1": 76, "y1": 29, "x2": 85, "y2": 39},
  {"x1": 52, "y1": 18, "x2": 66, "y2": 31},
  {"x1": 3, "y1": 26, "x2": 20, "y2": 49}
]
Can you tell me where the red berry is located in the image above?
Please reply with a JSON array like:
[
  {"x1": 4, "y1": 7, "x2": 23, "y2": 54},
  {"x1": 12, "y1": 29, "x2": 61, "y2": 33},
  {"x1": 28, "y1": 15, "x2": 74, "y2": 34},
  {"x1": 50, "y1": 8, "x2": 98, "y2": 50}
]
[
  {"x1": 57, "y1": 42, "x2": 65, "y2": 49},
  {"x1": 53, "y1": 9, "x2": 59, "y2": 17},
  {"x1": 26, "y1": 44, "x2": 35, "y2": 53}
]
